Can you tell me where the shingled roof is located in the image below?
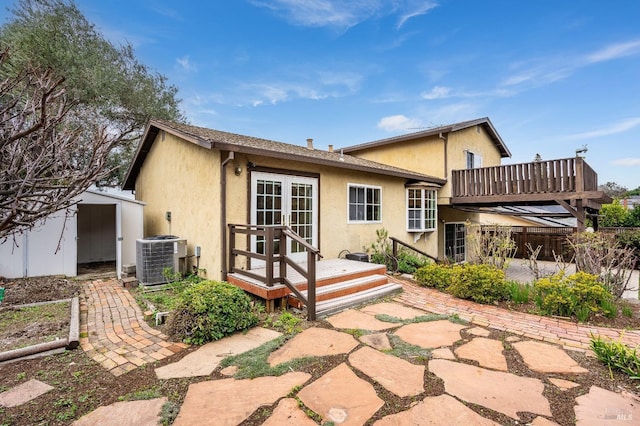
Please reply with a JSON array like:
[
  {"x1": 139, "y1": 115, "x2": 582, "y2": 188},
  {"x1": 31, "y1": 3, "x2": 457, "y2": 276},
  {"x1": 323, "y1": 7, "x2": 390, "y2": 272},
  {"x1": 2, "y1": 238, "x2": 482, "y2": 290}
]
[
  {"x1": 341, "y1": 117, "x2": 512, "y2": 158},
  {"x1": 122, "y1": 120, "x2": 447, "y2": 190}
]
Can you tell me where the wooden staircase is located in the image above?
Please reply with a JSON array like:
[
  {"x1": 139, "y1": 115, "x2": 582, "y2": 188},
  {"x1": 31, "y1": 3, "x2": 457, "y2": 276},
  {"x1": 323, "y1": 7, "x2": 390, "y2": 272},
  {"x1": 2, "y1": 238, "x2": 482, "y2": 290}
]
[{"x1": 227, "y1": 258, "x2": 402, "y2": 318}]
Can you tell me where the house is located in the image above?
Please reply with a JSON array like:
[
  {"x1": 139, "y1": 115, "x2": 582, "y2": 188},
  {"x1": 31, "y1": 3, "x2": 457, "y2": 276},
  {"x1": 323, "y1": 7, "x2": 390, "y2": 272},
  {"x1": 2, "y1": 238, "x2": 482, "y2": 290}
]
[
  {"x1": 0, "y1": 189, "x2": 144, "y2": 279},
  {"x1": 123, "y1": 118, "x2": 608, "y2": 315}
]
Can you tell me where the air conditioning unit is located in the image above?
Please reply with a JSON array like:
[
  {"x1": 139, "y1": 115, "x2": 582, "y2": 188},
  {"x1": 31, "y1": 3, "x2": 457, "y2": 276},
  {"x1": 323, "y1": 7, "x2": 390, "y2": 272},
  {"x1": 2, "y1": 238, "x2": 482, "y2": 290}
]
[{"x1": 136, "y1": 235, "x2": 187, "y2": 285}]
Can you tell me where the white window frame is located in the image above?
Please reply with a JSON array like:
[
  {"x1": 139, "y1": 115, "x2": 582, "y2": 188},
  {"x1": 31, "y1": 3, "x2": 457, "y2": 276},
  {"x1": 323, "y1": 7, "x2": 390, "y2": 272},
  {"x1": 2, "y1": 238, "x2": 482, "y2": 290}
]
[
  {"x1": 465, "y1": 150, "x2": 483, "y2": 169},
  {"x1": 406, "y1": 188, "x2": 437, "y2": 232},
  {"x1": 347, "y1": 183, "x2": 382, "y2": 223}
]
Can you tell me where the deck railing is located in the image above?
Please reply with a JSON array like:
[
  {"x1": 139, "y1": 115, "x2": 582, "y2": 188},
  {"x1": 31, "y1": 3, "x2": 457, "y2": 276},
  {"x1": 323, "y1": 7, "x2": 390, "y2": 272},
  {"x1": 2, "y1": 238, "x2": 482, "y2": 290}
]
[
  {"x1": 228, "y1": 224, "x2": 321, "y2": 320},
  {"x1": 452, "y1": 157, "x2": 598, "y2": 198},
  {"x1": 389, "y1": 237, "x2": 439, "y2": 269}
]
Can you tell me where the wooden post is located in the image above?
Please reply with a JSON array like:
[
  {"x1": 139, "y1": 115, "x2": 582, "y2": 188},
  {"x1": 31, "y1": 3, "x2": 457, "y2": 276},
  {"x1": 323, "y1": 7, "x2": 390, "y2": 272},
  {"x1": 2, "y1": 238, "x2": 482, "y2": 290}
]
[
  {"x1": 266, "y1": 227, "x2": 274, "y2": 287},
  {"x1": 307, "y1": 250, "x2": 316, "y2": 321},
  {"x1": 228, "y1": 224, "x2": 235, "y2": 275},
  {"x1": 576, "y1": 199, "x2": 585, "y2": 232}
]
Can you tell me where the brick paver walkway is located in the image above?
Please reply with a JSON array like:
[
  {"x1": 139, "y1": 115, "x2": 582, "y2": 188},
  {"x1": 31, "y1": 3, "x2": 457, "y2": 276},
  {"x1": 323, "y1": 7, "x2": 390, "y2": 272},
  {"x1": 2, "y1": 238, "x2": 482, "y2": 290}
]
[
  {"x1": 79, "y1": 279, "x2": 187, "y2": 376},
  {"x1": 393, "y1": 278, "x2": 640, "y2": 351}
]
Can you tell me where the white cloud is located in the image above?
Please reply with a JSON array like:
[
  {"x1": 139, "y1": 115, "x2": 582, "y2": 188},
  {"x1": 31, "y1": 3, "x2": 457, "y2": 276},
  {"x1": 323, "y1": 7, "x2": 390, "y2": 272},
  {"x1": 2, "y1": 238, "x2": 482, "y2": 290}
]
[
  {"x1": 421, "y1": 85, "x2": 451, "y2": 100},
  {"x1": 587, "y1": 40, "x2": 640, "y2": 63},
  {"x1": 396, "y1": 1, "x2": 438, "y2": 29},
  {"x1": 611, "y1": 158, "x2": 640, "y2": 167},
  {"x1": 377, "y1": 114, "x2": 423, "y2": 131},
  {"x1": 251, "y1": 0, "x2": 436, "y2": 32},
  {"x1": 176, "y1": 56, "x2": 197, "y2": 72},
  {"x1": 565, "y1": 117, "x2": 640, "y2": 140}
]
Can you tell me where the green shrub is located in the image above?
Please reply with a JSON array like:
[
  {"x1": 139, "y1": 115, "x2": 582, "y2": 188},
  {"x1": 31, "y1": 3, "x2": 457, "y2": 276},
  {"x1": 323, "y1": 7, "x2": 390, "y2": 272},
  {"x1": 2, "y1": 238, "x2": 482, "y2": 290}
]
[
  {"x1": 165, "y1": 280, "x2": 258, "y2": 344},
  {"x1": 396, "y1": 249, "x2": 430, "y2": 274},
  {"x1": 447, "y1": 263, "x2": 509, "y2": 304},
  {"x1": 414, "y1": 263, "x2": 453, "y2": 291},
  {"x1": 534, "y1": 272, "x2": 614, "y2": 321}
]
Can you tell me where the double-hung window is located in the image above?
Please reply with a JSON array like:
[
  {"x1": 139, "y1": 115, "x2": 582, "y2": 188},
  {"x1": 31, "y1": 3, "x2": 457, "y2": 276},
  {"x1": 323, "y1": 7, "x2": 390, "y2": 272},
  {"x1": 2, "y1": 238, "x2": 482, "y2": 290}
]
[
  {"x1": 348, "y1": 184, "x2": 381, "y2": 223},
  {"x1": 466, "y1": 150, "x2": 482, "y2": 169},
  {"x1": 407, "y1": 188, "x2": 437, "y2": 231}
]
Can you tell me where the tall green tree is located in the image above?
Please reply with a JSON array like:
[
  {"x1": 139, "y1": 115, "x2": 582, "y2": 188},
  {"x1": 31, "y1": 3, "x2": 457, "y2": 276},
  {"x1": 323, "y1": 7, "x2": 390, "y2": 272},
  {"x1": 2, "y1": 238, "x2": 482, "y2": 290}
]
[
  {"x1": 599, "y1": 201, "x2": 629, "y2": 227},
  {"x1": 0, "y1": 0, "x2": 185, "y2": 185}
]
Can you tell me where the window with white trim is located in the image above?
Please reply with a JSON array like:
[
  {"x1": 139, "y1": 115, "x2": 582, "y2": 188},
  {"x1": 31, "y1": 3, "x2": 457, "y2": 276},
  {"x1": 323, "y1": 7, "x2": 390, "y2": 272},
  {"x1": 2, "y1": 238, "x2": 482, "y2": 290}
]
[
  {"x1": 348, "y1": 184, "x2": 381, "y2": 222},
  {"x1": 466, "y1": 150, "x2": 482, "y2": 169},
  {"x1": 407, "y1": 188, "x2": 437, "y2": 231}
]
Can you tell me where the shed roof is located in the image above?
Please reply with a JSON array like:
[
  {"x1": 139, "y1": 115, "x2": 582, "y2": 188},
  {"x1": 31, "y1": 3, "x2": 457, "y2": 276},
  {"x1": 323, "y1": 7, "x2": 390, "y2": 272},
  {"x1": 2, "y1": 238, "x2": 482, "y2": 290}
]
[
  {"x1": 341, "y1": 117, "x2": 512, "y2": 158},
  {"x1": 123, "y1": 120, "x2": 447, "y2": 190}
]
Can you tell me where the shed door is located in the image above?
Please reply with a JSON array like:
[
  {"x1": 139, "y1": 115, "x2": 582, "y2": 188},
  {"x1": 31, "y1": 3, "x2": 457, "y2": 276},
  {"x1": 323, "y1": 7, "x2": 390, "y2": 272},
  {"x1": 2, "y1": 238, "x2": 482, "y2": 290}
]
[{"x1": 250, "y1": 172, "x2": 318, "y2": 264}]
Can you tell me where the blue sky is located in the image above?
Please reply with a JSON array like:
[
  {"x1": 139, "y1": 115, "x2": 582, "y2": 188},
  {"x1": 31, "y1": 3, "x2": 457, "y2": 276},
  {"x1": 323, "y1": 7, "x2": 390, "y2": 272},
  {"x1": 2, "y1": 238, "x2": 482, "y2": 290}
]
[{"x1": 3, "y1": 0, "x2": 640, "y2": 189}]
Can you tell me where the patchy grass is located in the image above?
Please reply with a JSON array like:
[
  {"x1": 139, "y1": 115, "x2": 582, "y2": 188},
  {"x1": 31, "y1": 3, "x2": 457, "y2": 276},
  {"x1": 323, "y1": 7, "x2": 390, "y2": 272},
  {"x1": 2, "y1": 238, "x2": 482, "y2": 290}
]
[
  {"x1": 0, "y1": 301, "x2": 70, "y2": 351},
  {"x1": 384, "y1": 334, "x2": 431, "y2": 361},
  {"x1": 375, "y1": 312, "x2": 468, "y2": 325}
]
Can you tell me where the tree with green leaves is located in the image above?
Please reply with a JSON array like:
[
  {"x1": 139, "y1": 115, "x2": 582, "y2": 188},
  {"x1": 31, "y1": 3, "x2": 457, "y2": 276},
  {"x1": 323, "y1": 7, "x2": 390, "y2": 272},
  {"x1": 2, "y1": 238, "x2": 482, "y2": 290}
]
[
  {"x1": 0, "y1": 0, "x2": 185, "y2": 185},
  {"x1": 599, "y1": 201, "x2": 629, "y2": 227}
]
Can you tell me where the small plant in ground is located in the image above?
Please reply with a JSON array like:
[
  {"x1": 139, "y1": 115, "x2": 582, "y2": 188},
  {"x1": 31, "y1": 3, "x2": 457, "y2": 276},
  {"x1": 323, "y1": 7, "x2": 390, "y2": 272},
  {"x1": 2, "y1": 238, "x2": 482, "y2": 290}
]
[
  {"x1": 508, "y1": 280, "x2": 531, "y2": 304},
  {"x1": 414, "y1": 263, "x2": 453, "y2": 291},
  {"x1": 376, "y1": 313, "x2": 468, "y2": 326},
  {"x1": 396, "y1": 248, "x2": 431, "y2": 274},
  {"x1": 385, "y1": 334, "x2": 431, "y2": 359},
  {"x1": 366, "y1": 228, "x2": 395, "y2": 271},
  {"x1": 272, "y1": 311, "x2": 302, "y2": 334},
  {"x1": 118, "y1": 386, "x2": 162, "y2": 401},
  {"x1": 15, "y1": 372, "x2": 26, "y2": 381},
  {"x1": 622, "y1": 304, "x2": 634, "y2": 318},
  {"x1": 343, "y1": 328, "x2": 367, "y2": 338},
  {"x1": 165, "y1": 280, "x2": 259, "y2": 345},
  {"x1": 161, "y1": 401, "x2": 180, "y2": 426},
  {"x1": 591, "y1": 335, "x2": 640, "y2": 379}
]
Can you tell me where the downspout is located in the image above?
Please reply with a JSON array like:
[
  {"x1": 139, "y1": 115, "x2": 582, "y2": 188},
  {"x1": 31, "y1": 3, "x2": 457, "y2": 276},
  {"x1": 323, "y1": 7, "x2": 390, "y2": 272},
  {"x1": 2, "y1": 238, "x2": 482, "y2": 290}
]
[{"x1": 221, "y1": 151, "x2": 235, "y2": 280}]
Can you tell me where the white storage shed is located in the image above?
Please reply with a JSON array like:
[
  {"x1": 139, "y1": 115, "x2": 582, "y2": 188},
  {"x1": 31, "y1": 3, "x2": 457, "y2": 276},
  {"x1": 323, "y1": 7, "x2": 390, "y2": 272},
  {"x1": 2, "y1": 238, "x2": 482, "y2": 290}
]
[{"x1": 0, "y1": 189, "x2": 144, "y2": 279}]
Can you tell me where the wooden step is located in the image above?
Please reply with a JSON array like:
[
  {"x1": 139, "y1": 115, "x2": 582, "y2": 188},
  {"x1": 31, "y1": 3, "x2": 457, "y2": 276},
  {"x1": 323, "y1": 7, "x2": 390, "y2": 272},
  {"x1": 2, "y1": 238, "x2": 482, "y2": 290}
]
[
  {"x1": 314, "y1": 282, "x2": 403, "y2": 317},
  {"x1": 288, "y1": 274, "x2": 389, "y2": 309}
]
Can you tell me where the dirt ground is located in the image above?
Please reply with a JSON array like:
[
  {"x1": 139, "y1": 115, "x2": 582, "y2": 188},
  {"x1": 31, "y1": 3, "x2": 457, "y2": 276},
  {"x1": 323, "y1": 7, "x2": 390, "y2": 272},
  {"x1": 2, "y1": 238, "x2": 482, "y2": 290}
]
[{"x1": 0, "y1": 277, "x2": 639, "y2": 425}]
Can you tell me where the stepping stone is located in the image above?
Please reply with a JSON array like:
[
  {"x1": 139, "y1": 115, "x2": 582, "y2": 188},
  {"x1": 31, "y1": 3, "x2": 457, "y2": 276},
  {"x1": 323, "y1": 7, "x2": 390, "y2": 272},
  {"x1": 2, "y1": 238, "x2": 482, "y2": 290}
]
[
  {"x1": 220, "y1": 366, "x2": 238, "y2": 377},
  {"x1": 268, "y1": 327, "x2": 358, "y2": 367},
  {"x1": 429, "y1": 359, "x2": 552, "y2": 419},
  {"x1": 374, "y1": 394, "x2": 499, "y2": 426},
  {"x1": 548, "y1": 377, "x2": 579, "y2": 390},
  {"x1": 155, "y1": 327, "x2": 281, "y2": 379},
  {"x1": 349, "y1": 346, "x2": 425, "y2": 397},
  {"x1": 531, "y1": 417, "x2": 560, "y2": 426},
  {"x1": 173, "y1": 372, "x2": 310, "y2": 426},
  {"x1": 505, "y1": 336, "x2": 521, "y2": 342},
  {"x1": 431, "y1": 348, "x2": 456, "y2": 360},
  {"x1": 360, "y1": 332, "x2": 392, "y2": 351},
  {"x1": 72, "y1": 397, "x2": 167, "y2": 426},
  {"x1": 360, "y1": 302, "x2": 426, "y2": 320},
  {"x1": 574, "y1": 386, "x2": 640, "y2": 425},
  {"x1": 455, "y1": 338, "x2": 508, "y2": 371},
  {"x1": 394, "y1": 320, "x2": 466, "y2": 348},
  {"x1": 467, "y1": 327, "x2": 491, "y2": 337},
  {"x1": 327, "y1": 309, "x2": 400, "y2": 331},
  {"x1": 512, "y1": 341, "x2": 588, "y2": 374},
  {"x1": 0, "y1": 379, "x2": 54, "y2": 408},
  {"x1": 298, "y1": 363, "x2": 384, "y2": 426},
  {"x1": 262, "y1": 398, "x2": 317, "y2": 426}
]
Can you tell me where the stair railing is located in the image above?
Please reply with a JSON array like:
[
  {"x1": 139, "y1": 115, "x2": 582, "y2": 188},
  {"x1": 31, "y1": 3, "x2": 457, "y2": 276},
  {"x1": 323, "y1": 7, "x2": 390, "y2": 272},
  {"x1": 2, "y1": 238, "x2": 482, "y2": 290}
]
[{"x1": 388, "y1": 237, "x2": 439, "y2": 272}]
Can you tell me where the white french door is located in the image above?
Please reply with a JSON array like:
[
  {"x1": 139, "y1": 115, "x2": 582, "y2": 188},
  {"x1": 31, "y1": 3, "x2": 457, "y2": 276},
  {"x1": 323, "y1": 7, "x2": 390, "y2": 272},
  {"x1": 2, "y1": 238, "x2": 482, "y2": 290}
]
[{"x1": 251, "y1": 172, "x2": 318, "y2": 264}]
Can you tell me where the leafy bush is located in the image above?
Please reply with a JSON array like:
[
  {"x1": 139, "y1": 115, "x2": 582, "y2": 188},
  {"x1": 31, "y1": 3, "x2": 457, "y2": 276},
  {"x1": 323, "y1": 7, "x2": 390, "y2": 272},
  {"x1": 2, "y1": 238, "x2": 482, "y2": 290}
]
[
  {"x1": 534, "y1": 272, "x2": 614, "y2": 321},
  {"x1": 165, "y1": 280, "x2": 258, "y2": 344},
  {"x1": 414, "y1": 263, "x2": 453, "y2": 291},
  {"x1": 396, "y1": 248, "x2": 430, "y2": 274},
  {"x1": 447, "y1": 263, "x2": 509, "y2": 304},
  {"x1": 367, "y1": 228, "x2": 431, "y2": 273}
]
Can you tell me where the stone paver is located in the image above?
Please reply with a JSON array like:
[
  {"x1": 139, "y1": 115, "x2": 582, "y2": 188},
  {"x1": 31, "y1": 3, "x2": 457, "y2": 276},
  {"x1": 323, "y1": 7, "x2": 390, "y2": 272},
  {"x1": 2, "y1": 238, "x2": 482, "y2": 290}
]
[
  {"x1": 268, "y1": 327, "x2": 358, "y2": 367},
  {"x1": 173, "y1": 372, "x2": 311, "y2": 426},
  {"x1": 359, "y1": 332, "x2": 392, "y2": 350},
  {"x1": 262, "y1": 398, "x2": 318, "y2": 426},
  {"x1": 326, "y1": 309, "x2": 400, "y2": 331},
  {"x1": 349, "y1": 346, "x2": 425, "y2": 397},
  {"x1": 80, "y1": 279, "x2": 187, "y2": 376},
  {"x1": 548, "y1": 377, "x2": 580, "y2": 390},
  {"x1": 574, "y1": 386, "x2": 640, "y2": 426},
  {"x1": 512, "y1": 340, "x2": 588, "y2": 374},
  {"x1": 394, "y1": 320, "x2": 466, "y2": 348},
  {"x1": 72, "y1": 397, "x2": 167, "y2": 426},
  {"x1": 374, "y1": 394, "x2": 500, "y2": 426},
  {"x1": 455, "y1": 337, "x2": 508, "y2": 371},
  {"x1": 429, "y1": 359, "x2": 552, "y2": 419},
  {"x1": 0, "y1": 379, "x2": 53, "y2": 408},
  {"x1": 155, "y1": 327, "x2": 281, "y2": 379},
  {"x1": 467, "y1": 326, "x2": 491, "y2": 337},
  {"x1": 394, "y1": 278, "x2": 640, "y2": 350},
  {"x1": 431, "y1": 347, "x2": 456, "y2": 360},
  {"x1": 360, "y1": 301, "x2": 427, "y2": 319},
  {"x1": 531, "y1": 417, "x2": 560, "y2": 426},
  {"x1": 298, "y1": 363, "x2": 384, "y2": 426}
]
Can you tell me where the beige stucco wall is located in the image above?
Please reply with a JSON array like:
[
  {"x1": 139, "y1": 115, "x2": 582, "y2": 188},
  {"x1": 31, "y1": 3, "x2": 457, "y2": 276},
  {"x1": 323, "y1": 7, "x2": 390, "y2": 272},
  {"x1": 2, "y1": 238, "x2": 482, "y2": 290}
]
[{"x1": 135, "y1": 131, "x2": 221, "y2": 278}]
